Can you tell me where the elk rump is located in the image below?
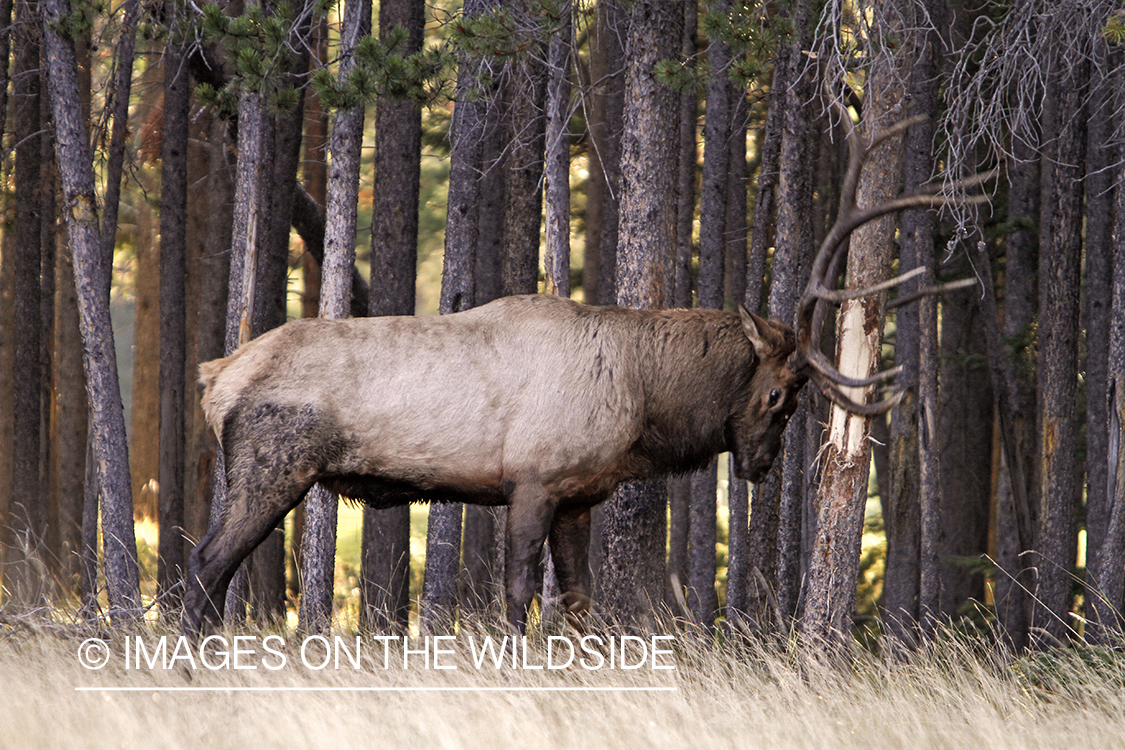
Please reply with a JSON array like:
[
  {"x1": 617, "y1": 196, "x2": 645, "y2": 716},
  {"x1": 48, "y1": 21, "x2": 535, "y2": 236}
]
[{"x1": 183, "y1": 294, "x2": 803, "y2": 635}]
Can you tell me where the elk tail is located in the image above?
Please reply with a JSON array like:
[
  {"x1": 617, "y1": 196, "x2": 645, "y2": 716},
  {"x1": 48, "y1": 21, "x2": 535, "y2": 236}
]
[{"x1": 198, "y1": 354, "x2": 241, "y2": 446}]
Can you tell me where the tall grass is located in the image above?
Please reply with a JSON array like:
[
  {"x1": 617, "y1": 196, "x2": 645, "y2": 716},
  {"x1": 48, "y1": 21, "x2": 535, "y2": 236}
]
[{"x1": 3, "y1": 613, "x2": 1122, "y2": 750}]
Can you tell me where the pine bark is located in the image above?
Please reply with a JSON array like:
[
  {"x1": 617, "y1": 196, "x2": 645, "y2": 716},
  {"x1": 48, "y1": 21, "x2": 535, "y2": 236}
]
[
  {"x1": 300, "y1": 0, "x2": 372, "y2": 634},
  {"x1": 50, "y1": 221, "x2": 87, "y2": 593},
  {"x1": 596, "y1": 0, "x2": 681, "y2": 627},
  {"x1": 247, "y1": 2, "x2": 314, "y2": 626},
  {"x1": 882, "y1": 10, "x2": 938, "y2": 641},
  {"x1": 800, "y1": 75, "x2": 905, "y2": 659},
  {"x1": 361, "y1": 0, "x2": 423, "y2": 633},
  {"x1": 665, "y1": 0, "x2": 697, "y2": 614},
  {"x1": 1087, "y1": 63, "x2": 1125, "y2": 638},
  {"x1": 760, "y1": 0, "x2": 815, "y2": 634},
  {"x1": 218, "y1": 0, "x2": 276, "y2": 620},
  {"x1": 728, "y1": 43, "x2": 784, "y2": 632},
  {"x1": 1031, "y1": 53, "x2": 1086, "y2": 648},
  {"x1": 157, "y1": 21, "x2": 190, "y2": 613},
  {"x1": 422, "y1": 0, "x2": 493, "y2": 633},
  {"x1": 671, "y1": 0, "x2": 697, "y2": 310},
  {"x1": 687, "y1": 3, "x2": 732, "y2": 629},
  {"x1": 992, "y1": 141, "x2": 1040, "y2": 654},
  {"x1": 936, "y1": 289, "x2": 992, "y2": 620},
  {"x1": 590, "y1": 0, "x2": 625, "y2": 305},
  {"x1": 500, "y1": 5, "x2": 546, "y2": 298},
  {"x1": 8, "y1": 0, "x2": 46, "y2": 605},
  {"x1": 1082, "y1": 38, "x2": 1116, "y2": 640},
  {"x1": 544, "y1": 1, "x2": 572, "y2": 297},
  {"x1": 184, "y1": 114, "x2": 232, "y2": 550},
  {"x1": 42, "y1": 0, "x2": 142, "y2": 620}
]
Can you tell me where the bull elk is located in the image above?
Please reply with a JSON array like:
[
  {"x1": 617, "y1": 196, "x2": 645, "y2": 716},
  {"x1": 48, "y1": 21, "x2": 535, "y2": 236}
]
[{"x1": 182, "y1": 104, "x2": 993, "y2": 637}]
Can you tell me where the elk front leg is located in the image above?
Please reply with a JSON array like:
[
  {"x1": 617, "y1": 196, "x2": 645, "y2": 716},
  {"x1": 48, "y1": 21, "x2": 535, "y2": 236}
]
[
  {"x1": 549, "y1": 503, "x2": 593, "y2": 631},
  {"x1": 504, "y1": 483, "x2": 557, "y2": 634}
]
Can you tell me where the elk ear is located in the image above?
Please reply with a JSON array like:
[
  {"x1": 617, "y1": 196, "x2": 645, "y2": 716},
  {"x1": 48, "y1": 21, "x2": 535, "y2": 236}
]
[{"x1": 738, "y1": 305, "x2": 773, "y2": 356}]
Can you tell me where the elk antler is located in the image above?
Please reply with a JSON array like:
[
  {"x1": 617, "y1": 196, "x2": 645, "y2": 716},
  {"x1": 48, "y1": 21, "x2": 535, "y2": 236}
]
[{"x1": 791, "y1": 87, "x2": 997, "y2": 416}]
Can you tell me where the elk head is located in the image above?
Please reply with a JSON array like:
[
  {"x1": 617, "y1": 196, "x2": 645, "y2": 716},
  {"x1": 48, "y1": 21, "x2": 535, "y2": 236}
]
[{"x1": 729, "y1": 308, "x2": 808, "y2": 483}]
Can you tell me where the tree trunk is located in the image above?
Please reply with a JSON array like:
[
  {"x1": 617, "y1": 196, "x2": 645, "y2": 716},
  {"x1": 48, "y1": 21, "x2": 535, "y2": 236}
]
[
  {"x1": 596, "y1": 0, "x2": 681, "y2": 627},
  {"x1": 762, "y1": 0, "x2": 816, "y2": 635},
  {"x1": 800, "y1": 75, "x2": 905, "y2": 660},
  {"x1": 936, "y1": 286, "x2": 992, "y2": 620},
  {"x1": 591, "y1": 0, "x2": 625, "y2": 305},
  {"x1": 50, "y1": 219, "x2": 87, "y2": 594},
  {"x1": 1031, "y1": 54, "x2": 1086, "y2": 649},
  {"x1": 7, "y1": 0, "x2": 47, "y2": 606},
  {"x1": 726, "y1": 94, "x2": 748, "y2": 309},
  {"x1": 184, "y1": 114, "x2": 232, "y2": 552},
  {"x1": 992, "y1": 143, "x2": 1040, "y2": 654},
  {"x1": 422, "y1": 0, "x2": 494, "y2": 633},
  {"x1": 218, "y1": 3, "x2": 276, "y2": 620},
  {"x1": 728, "y1": 42, "x2": 784, "y2": 634},
  {"x1": 1087, "y1": 63, "x2": 1125, "y2": 638},
  {"x1": 665, "y1": 0, "x2": 697, "y2": 615},
  {"x1": 74, "y1": 0, "x2": 141, "y2": 617},
  {"x1": 745, "y1": 52, "x2": 784, "y2": 315},
  {"x1": 299, "y1": 0, "x2": 372, "y2": 634},
  {"x1": 131, "y1": 217, "x2": 161, "y2": 522},
  {"x1": 43, "y1": 30, "x2": 88, "y2": 595},
  {"x1": 42, "y1": 0, "x2": 142, "y2": 621},
  {"x1": 157, "y1": 19, "x2": 190, "y2": 614},
  {"x1": 544, "y1": 1, "x2": 572, "y2": 297},
  {"x1": 687, "y1": 4, "x2": 732, "y2": 629},
  {"x1": 882, "y1": 0, "x2": 946, "y2": 641},
  {"x1": 500, "y1": 8, "x2": 546, "y2": 298},
  {"x1": 1082, "y1": 37, "x2": 1116, "y2": 642},
  {"x1": 671, "y1": 0, "x2": 697, "y2": 310},
  {"x1": 361, "y1": 0, "x2": 423, "y2": 634},
  {"x1": 130, "y1": 53, "x2": 162, "y2": 520},
  {"x1": 463, "y1": 102, "x2": 505, "y2": 615},
  {"x1": 463, "y1": 134, "x2": 508, "y2": 618},
  {"x1": 0, "y1": 0, "x2": 11, "y2": 160}
]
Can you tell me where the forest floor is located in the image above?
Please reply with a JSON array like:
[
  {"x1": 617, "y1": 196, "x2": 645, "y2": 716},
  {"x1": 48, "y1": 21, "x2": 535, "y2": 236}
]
[{"x1": 2, "y1": 613, "x2": 1123, "y2": 750}]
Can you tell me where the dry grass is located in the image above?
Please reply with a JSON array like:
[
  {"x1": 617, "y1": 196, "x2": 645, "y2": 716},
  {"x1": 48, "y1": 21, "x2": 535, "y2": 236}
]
[{"x1": 2, "y1": 613, "x2": 1123, "y2": 750}]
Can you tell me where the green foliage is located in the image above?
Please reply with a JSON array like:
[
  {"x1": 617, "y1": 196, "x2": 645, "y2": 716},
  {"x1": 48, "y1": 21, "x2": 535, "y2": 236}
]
[
  {"x1": 653, "y1": 58, "x2": 698, "y2": 92},
  {"x1": 449, "y1": 1, "x2": 566, "y2": 59},
  {"x1": 313, "y1": 34, "x2": 452, "y2": 110},
  {"x1": 705, "y1": 1, "x2": 784, "y2": 89},
  {"x1": 49, "y1": 0, "x2": 108, "y2": 39},
  {"x1": 195, "y1": 2, "x2": 313, "y2": 106},
  {"x1": 656, "y1": 1, "x2": 783, "y2": 95},
  {"x1": 195, "y1": 81, "x2": 239, "y2": 119},
  {"x1": 1103, "y1": 10, "x2": 1125, "y2": 45}
]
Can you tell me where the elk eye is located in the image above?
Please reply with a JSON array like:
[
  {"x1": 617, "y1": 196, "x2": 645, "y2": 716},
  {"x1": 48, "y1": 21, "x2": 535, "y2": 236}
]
[{"x1": 768, "y1": 389, "x2": 781, "y2": 407}]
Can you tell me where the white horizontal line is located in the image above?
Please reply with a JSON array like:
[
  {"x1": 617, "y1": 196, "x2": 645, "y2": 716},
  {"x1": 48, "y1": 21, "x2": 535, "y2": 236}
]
[{"x1": 75, "y1": 685, "x2": 677, "y2": 693}]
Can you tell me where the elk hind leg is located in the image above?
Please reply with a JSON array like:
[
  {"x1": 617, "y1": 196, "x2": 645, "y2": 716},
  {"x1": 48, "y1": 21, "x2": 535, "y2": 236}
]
[{"x1": 183, "y1": 403, "x2": 333, "y2": 635}]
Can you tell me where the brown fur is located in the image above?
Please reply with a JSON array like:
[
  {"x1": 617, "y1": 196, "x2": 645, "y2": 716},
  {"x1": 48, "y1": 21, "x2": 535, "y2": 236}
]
[{"x1": 183, "y1": 294, "x2": 804, "y2": 635}]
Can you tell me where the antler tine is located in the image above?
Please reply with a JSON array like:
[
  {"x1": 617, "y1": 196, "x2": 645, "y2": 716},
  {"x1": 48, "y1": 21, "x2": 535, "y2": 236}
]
[
  {"x1": 814, "y1": 377, "x2": 906, "y2": 417},
  {"x1": 886, "y1": 277, "x2": 978, "y2": 311},
  {"x1": 802, "y1": 347, "x2": 905, "y2": 389},
  {"x1": 811, "y1": 265, "x2": 927, "y2": 304},
  {"x1": 808, "y1": 240, "x2": 849, "y2": 355}
]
